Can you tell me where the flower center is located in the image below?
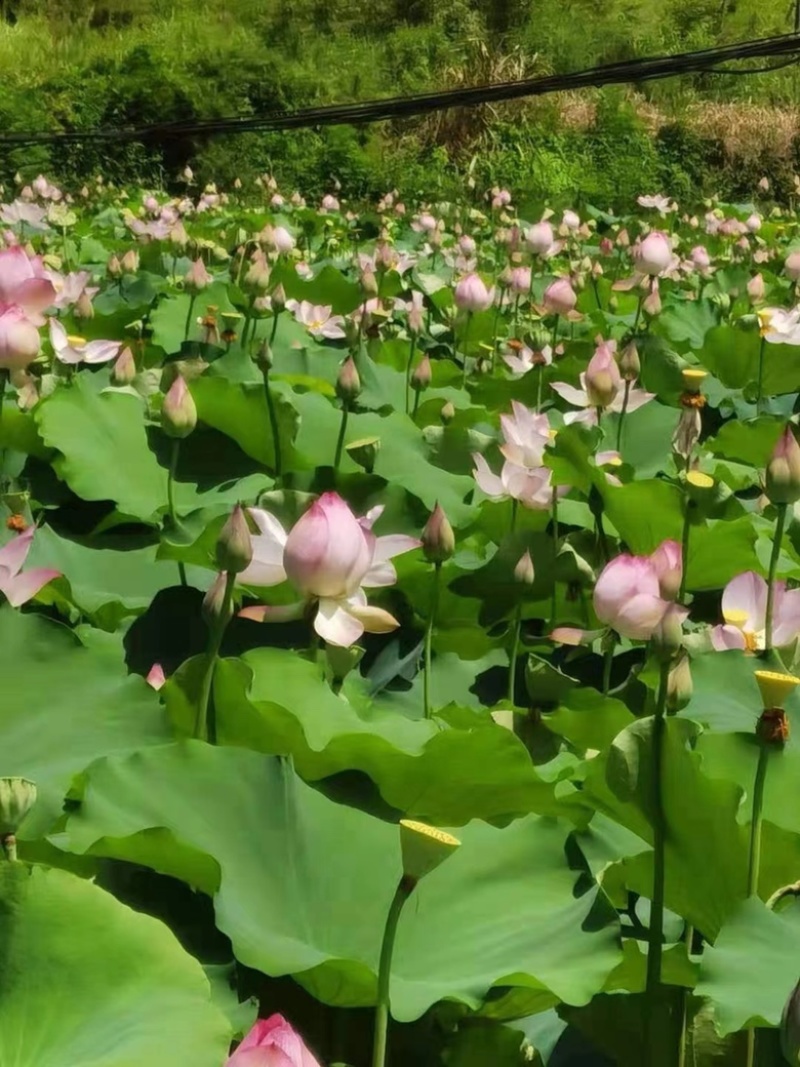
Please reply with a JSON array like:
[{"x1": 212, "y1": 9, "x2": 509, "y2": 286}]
[{"x1": 67, "y1": 335, "x2": 86, "y2": 348}]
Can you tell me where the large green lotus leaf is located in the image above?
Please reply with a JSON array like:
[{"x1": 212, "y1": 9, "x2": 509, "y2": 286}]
[
  {"x1": 150, "y1": 283, "x2": 236, "y2": 354},
  {"x1": 698, "y1": 324, "x2": 761, "y2": 390},
  {"x1": 172, "y1": 648, "x2": 560, "y2": 824},
  {"x1": 0, "y1": 609, "x2": 170, "y2": 838},
  {"x1": 279, "y1": 263, "x2": 364, "y2": 314},
  {"x1": 657, "y1": 298, "x2": 720, "y2": 350},
  {"x1": 63, "y1": 742, "x2": 621, "y2": 1020},
  {"x1": 705, "y1": 416, "x2": 785, "y2": 468},
  {"x1": 0, "y1": 864, "x2": 231, "y2": 1067},
  {"x1": 34, "y1": 376, "x2": 166, "y2": 522},
  {"x1": 616, "y1": 401, "x2": 680, "y2": 479},
  {"x1": 696, "y1": 897, "x2": 800, "y2": 1034},
  {"x1": 0, "y1": 406, "x2": 50, "y2": 459},
  {"x1": 686, "y1": 651, "x2": 786, "y2": 734},
  {"x1": 570, "y1": 718, "x2": 749, "y2": 939}
]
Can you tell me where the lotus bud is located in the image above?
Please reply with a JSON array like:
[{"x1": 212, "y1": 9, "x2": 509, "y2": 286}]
[
  {"x1": 271, "y1": 284, "x2": 286, "y2": 313},
  {"x1": 202, "y1": 571, "x2": 233, "y2": 628},
  {"x1": 400, "y1": 819, "x2": 461, "y2": 887},
  {"x1": 440, "y1": 400, "x2": 455, "y2": 424},
  {"x1": 422, "y1": 502, "x2": 455, "y2": 563},
  {"x1": 336, "y1": 355, "x2": 361, "y2": 402},
  {"x1": 185, "y1": 257, "x2": 212, "y2": 292},
  {"x1": 454, "y1": 273, "x2": 493, "y2": 312},
  {"x1": 161, "y1": 375, "x2": 197, "y2": 439},
  {"x1": 585, "y1": 343, "x2": 622, "y2": 408},
  {"x1": 245, "y1": 255, "x2": 271, "y2": 292},
  {"x1": 514, "y1": 550, "x2": 535, "y2": 586},
  {"x1": 107, "y1": 253, "x2": 122, "y2": 278},
  {"x1": 216, "y1": 504, "x2": 253, "y2": 575},
  {"x1": 618, "y1": 341, "x2": 640, "y2": 381},
  {"x1": 112, "y1": 346, "x2": 137, "y2": 385},
  {"x1": 345, "y1": 436, "x2": 381, "y2": 474},
  {"x1": 766, "y1": 426, "x2": 800, "y2": 505},
  {"x1": 666, "y1": 654, "x2": 693, "y2": 712},
  {"x1": 652, "y1": 602, "x2": 686, "y2": 657},
  {"x1": 75, "y1": 291, "x2": 94, "y2": 319},
  {"x1": 254, "y1": 341, "x2": 273, "y2": 372},
  {"x1": 747, "y1": 273, "x2": 766, "y2": 305},
  {"x1": 411, "y1": 354, "x2": 432, "y2": 393},
  {"x1": 120, "y1": 249, "x2": 139, "y2": 274},
  {"x1": 542, "y1": 278, "x2": 577, "y2": 316},
  {"x1": 0, "y1": 777, "x2": 37, "y2": 836},
  {"x1": 781, "y1": 980, "x2": 800, "y2": 1064},
  {"x1": 360, "y1": 268, "x2": 379, "y2": 299}
]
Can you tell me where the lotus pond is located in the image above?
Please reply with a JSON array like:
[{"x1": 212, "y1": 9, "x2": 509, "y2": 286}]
[{"x1": 3, "y1": 179, "x2": 800, "y2": 1066}]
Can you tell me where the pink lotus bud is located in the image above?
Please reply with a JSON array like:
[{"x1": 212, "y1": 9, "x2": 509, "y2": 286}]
[
  {"x1": 758, "y1": 176, "x2": 770, "y2": 192},
  {"x1": 514, "y1": 549, "x2": 535, "y2": 585},
  {"x1": 643, "y1": 286, "x2": 662, "y2": 316},
  {"x1": 652, "y1": 601, "x2": 688, "y2": 656},
  {"x1": 599, "y1": 237, "x2": 614, "y2": 256},
  {"x1": 0, "y1": 307, "x2": 39, "y2": 371},
  {"x1": 202, "y1": 571, "x2": 233, "y2": 628},
  {"x1": 225, "y1": 1015, "x2": 321, "y2": 1067},
  {"x1": 766, "y1": 425, "x2": 800, "y2": 505},
  {"x1": 747, "y1": 273, "x2": 766, "y2": 304},
  {"x1": 185, "y1": 258, "x2": 212, "y2": 292},
  {"x1": 143, "y1": 195, "x2": 159, "y2": 214},
  {"x1": 411, "y1": 354, "x2": 432, "y2": 392},
  {"x1": 562, "y1": 209, "x2": 580, "y2": 230},
  {"x1": 284, "y1": 492, "x2": 372, "y2": 598},
  {"x1": 636, "y1": 232, "x2": 672, "y2": 275},
  {"x1": 216, "y1": 504, "x2": 253, "y2": 575},
  {"x1": 593, "y1": 554, "x2": 672, "y2": 640},
  {"x1": 107, "y1": 254, "x2": 122, "y2": 278},
  {"x1": 244, "y1": 252, "x2": 271, "y2": 292},
  {"x1": 440, "y1": 400, "x2": 455, "y2": 424},
  {"x1": 161, "y1": 375, "x2": 197, "y2": 439},
  {"x1": 181, "y1": 166, "x2": 194, "y2": 183},
  {"x1": 666, "y1": 654, "x2": 693, "y2": 712},
  {"x1": 527, "y1": 221, "x2": 555, "y2": 256},
  {"x1": 321, "y1": 194, "x2": 340, "y2": 212},
  {"x1": 120, "y1": 249, "x2": 139, "y2": 274},
  {"x1": 145, "y1": 663, "x2": 166, "y2": 690},
  {"x1": 454, "y1": 273, "x2": 493, "y2": 312},
  {"x1": 75, "y1": 291, "x2": 94, "y2": 319},
  {"x1": 112, "y1": 346, "x2": 136, "y2": 385},
  {"x1": 746, "y1": 213, "x2": 762, "y2": 233},
  {"x1": 691, "y1": 246, "x2": 711, "y2": 271},
  {"x1": 422, "y1": 501, "x2": 455, "y2": 563},
  {"x1": 508, "y1": 266, "x2": 531, "y2": 294},
  {"x1": 271, "y1": 284, "x2": 286, "y2": 313},
  {"x1": 618, "y1": 341, "x2": 640, "y2": 381},
  {"x1": 786, "y1": 252, "x2": 800, "y2": 282},
  {"x1": 585, "y1": 341, "x2": 622, "y2": 408},
  {"x1": 649, "y1": 539, "x2": 682, "y2": 601},
  {"x1": 272, "y1": 225, "x2": 295, "y2": 254},
  {"x1": 542, "y1": 278, "x2": 577, "y2": 316},
  {"x1": 360, "y1": 268, "x2": 379, "y2": 299},
  {"x1": 458, "y1": 234, "x2": 476, "y2": 256},
  {"x1": 336, "y1": 356, "x2": 361, "y2": 402}
]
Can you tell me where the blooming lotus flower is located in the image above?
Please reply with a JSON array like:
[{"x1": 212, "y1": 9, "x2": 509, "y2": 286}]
[
  {"x1": 47, "y1": 269, "x2": 99, "y2": 311},
  {"x1": 594, "y1": 551, "x2": 686, "y2": 640},
  {"x1": 226, "y1": 1015, "x2": 321, "y2": 1067},
  {"x1": 507, "y1": 266, "x2": 532, "y2": 295},
  {"x1": 649, "y1": 539, "x2": 682, "y2": 600},
  {"x1": 0, "y1": 306, "x2": 40, "y2": 370},
  {"x1": 0, "y1": 246, "x2": 55, "y2": 319},
  {"x1": 637, "y1": 194, "x2": 672, "y2": 215},
  {"x1": 471, "y1": 402, "x2": 560, "y2": 509},
  {"x1": 710, "y1": 571, "x2": 800, "y2": 652},
  {"x1": 758, "y1": 307, "x2": 800, "y2": 346},
  {"x1": 454, "y1": 273, "x2": 494, "y2": 312},
  {"x1": 0, "y1": 526, "x2": 60, "y2": 607},
  {"x1": 49, "y1": 319, "x2": 120, "y2": 365},
  {"x1": 0, "y1": 200, "x2": 49, "y2": 230},
  {"x1": 287, "y1": 300, "x2": 346, "y2": 340},
  {"x1": 551, "y1": 342, "x2": 654, "y2": 425},
  {"x1": 503, "y1": 343, "x2": 553, "y2": 376},
  {"x1": 239, "y1": 493, "x2": 420, "y2": 647},
  {"x1": 526, "y1": 221, "x2": 558, "y2": 257}
]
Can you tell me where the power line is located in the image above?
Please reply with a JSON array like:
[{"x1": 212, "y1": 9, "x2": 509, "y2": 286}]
[{"x1": 3, "y1": 31, "x2": 800, "y2": 147}]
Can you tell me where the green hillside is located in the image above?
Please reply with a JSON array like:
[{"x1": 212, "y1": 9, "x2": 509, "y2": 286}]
[{"x1": 2, "y1": 0, "x2": 799, "y2": 201}]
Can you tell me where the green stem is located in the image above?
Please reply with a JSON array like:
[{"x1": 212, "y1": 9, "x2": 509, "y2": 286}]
[
  {"x1": 412, "y1": 388, "x2": 421, "y2": 418},
  {"x1": 679, "y1": 503, "x2": 691, "y2": 604},
  {"x1": 765, "y1": 503, "x2": 788, "y2": 652},
  {"x1": 333, "y1": 402, "x2": 350, "y2": 472},
  {"x1": 371, "y1": 876, "x2": 415, "y2": 1067},
  {"x1": 262, "y1": 368, "x2": 282, "y2": 481},
  {"x1": 616, "y1": 380, "x2": 631, "y2": 452},
  {"x1": 404, "y1": 335, "x2": 417, "y2": 414},
  {"x1": 423, "y1": 562, "x2": 442, "y2": 719},
  {"x1": 167, "y1": 438, "x2": 181, "y2": 531},
  {"x1": 756, "y1": 334, "x2": 766, "y2": 415},
  {"x1": 602, "y1": 639, "x2": 615, "y2": 695},
  {"x1": 183, "y1": 293, "x2": 197, "y2": 342},
  {"x1": 678, "y1": 926, "x2": 694, "y2": 1067},
  {"x1": 745, "y1": 743, "x2": 770, "y2": 1067},
  {"x1": 460, "y1": 312, "x2": 473, "y2": 388},
  {"x1": 632, "y1": 291, "x2": 644, "y2": 337},
  {"x1": 550, "y1": 488, "x2": 560, "y2": 625},
  {"x1": 194, "y1": 572, "x2": 236, "y2": 743},
  {"x1": 508, "y1": 603, "x2": 523, "y2": 705},
  {"x1": 644, "y1": 658, "x2": 671, "y2": 1061}
]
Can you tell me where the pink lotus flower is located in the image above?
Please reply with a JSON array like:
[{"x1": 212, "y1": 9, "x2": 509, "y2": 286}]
[
  {"x1": 637, "y1": 194, "x2": 672, "y2": 215},
  {"x1": 0, "y1": 526, "x2": 60, "y2": 607},
  {"x1": 0, "y1": 247, "x2": 55, "y2": 320},
  {"x1": 636, "y1": 232, "x2": 673, "y2": 276},
  {"x1": 758, "y1": 307, "x2": 800, "y2": 346},
  {"x1": 321, "y1": 194, "x2": 340, "y2": 212},
  {"x1": 47, "y1": 269, "x2": 99, "y2": 310},
  {"x1": 649, "y1": 539, "x2": 682, "y2": 600},
  {"x1": 472, "y1": 402, "x2": 560, "y2": 509},
  {"x1": 594, "y1": 551, "x2": 686, "y2": 640},
  {"x1": 551, "y1": 343, "x2": 654, "y2": 425},
  {"x1": 542, "y1": 278, "x2": 578, "y2": 317},
  {"x1": 526, "y1": 221, "x2": 558, "y2": 257},
  {"x1": 287, "y1": 300, "x2": 346, "y2": 340},
  {"x1": 786, "y1": 252, "x2": 800, "y2": 282},
  {"x1": 49, "y1": 319, "x2": 120, "y2": 365},
  {"x1": 454, "y1": 273, "x2": 494, "y2": 312},
  {"x1": 710, "y1": 571, "x2": 800, "y2": 652},
  {"x1": 503, "y1": 343, "x2": 553, "y2": 376},
  {"x1": 272, "y1": 226, "x2": 295, "y2": 254},
  {"x1": 562, "y1": 209, "x2": 580, "y2": 230},
  {"x1": 225, "y1": 1015, "x2": 321, "y2": 1067},
  {"x1": 145, "y1": 663, "x2": 166, "y2": 690},
  {"x1": 507, "y1": 266, "x2": 532, "y2": 295},
  {"x1": 239, "y1": 493, "x2": 420, "y2": 647},
  {"x1": 0, "y1": 200, "x2": 49, "y2": 230},
  {"x1": 748, "y1": 274, "x2": 766, "y2": 305},
  {"x1": 0, "y1": 306, "x2": 40, "y2": 370},
  {"x1": 185, "y1": 258, "x2": 212, "y2": 291}
]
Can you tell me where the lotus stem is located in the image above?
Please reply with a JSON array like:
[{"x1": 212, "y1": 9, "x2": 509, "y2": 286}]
[
  {"x1": 765, "y1": 503, "x2": 788, "y2": 652},
  {"x1": 262, "y1": 367, "x2": 282, "y2": 482},
  {"x1": 194, "y1": 571, "x2": 236, "y2": 744},
  {"x1": 459, "y1": 312, "x2": 473, "y2": 388},
  {"x1": 744, "y1": 741, "x2": 771, "y2": 1067},
  {"x1": 756, "y1": 334, "x2": 766, "y2": 415},
  {"x1": 616, "y1": 380, "x2": 631, "y2": 452},
  {"x1": 679, "y1": 503, "x2": 691, "y2": 604},
  {"x1": 423, "y1": 562, "x2": 442, "y2": 719},
  {"x1": 371, "y1": 875, "x2": 415, "y2": 1067},
  {"x1": 404, "y1": 335, "x2": 417, "y2": 414},
  {"x1": 508, "y1": 603, "x2": 523, "y2": 705},
  {"x1": 183, "y1": 293, "x2": 197, "y2": 341},
  {"x1": 333, "y1": 401, "x2": 350, "y2": 472}
]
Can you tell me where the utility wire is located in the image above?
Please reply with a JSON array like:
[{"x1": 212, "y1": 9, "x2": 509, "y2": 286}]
[{"x1": 2, "y1": 31, "x2": 800, "y2": 147}]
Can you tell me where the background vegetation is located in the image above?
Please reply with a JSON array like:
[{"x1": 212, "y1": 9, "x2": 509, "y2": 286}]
[{"x1": 3, "y1": 0, "x2": 800, "y2": 205}]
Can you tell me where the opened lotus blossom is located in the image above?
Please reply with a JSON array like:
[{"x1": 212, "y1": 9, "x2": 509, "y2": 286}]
[
  {"x1": 239, "y1": 492, "x2": 420, "y2": 646},
  {"x1": 0, "y1": 246, "x2": 55, "y2": 319},
  {"x1": 287, "y1": 299, "x2": 346, "y2": 340},
  {"x1": 551, "y1": 342, "x2": 654, "y2": 425},
  {"x1": 758, "y1": 306, "x2": 800, "y2": 346},
  {"x1": 710, "y1": 571, "x2": 800, "y2": 652},
  {"x1": 226, "y1": 1015, "x2": 321, "y2": 1067},
  {"x1": 472, "y1": 401, "x2": 561, "y2": 509},
  {"x1": 503, "y1": 343, "x2": 553, "y2": 376},
  {"x1": 594, "y1": 548, "x2": 687, "y2": 640},
  {"x1": 0, "y1": 526, "x2": 60, "y2": 607},
  {"x1": 49, "y1": 319, "x2": 120, "y2": 365}
]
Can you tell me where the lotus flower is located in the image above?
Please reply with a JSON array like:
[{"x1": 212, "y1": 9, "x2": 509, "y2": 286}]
[
  {"x1": 0, "y1": 246, "x2": 55, "y2": 319},
  {"x1": 225, "y1": 1015, "x2": 321, "y2": 1067},
  {"x1": 636, "y1": 232, "x2": 674, "y2": 276},
  {"x1": 710, "y1": 571, "x2": 800, "y2": 652},
  {"x1": 526, "y1": 221, "x2": 558, "y2": 257},
  {"x1": 287, "y1": 300, "x2": 346, "y2": 340},
  {"x1": 542, "y1": 278, "x2": 578, "y2": 317},
  {"x1": 472, "y1": 401, "x2": 560, "y2": 509},
  {"x1": 637, "y1": 194, "x2": 672, "y2": 215},
  {"x1": 0, "y1": 306, "x2": 41, "y2": 370},
  {"x1": 0, "y1": 526, "x2": 60, "y2": 607},
  {"x1": 49, "y1": 319, "x2": 120, "y2": 365},
  {"x1": 239, "y1": 492, "x2": 420, "y2": 647},
  {"x1": 47, "y1": 269, "x2": 99, "y2": 311},
  {"x1": 454, "y1": 273, "x2": 494, "y2": 312},
  {"x1": 594, "y1": 551, "x2": 686, "y2": 640},
  {"x1": 758, "y1": 307, "x2": 800, "y2": 346},
  {"x1": 551, "y1": 342, "x2": 654, "y2": 425},
  {"x1": 503, "y1": 343, "x2": 553, "y2": 376}
]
